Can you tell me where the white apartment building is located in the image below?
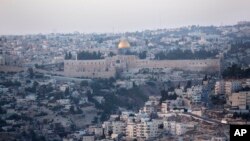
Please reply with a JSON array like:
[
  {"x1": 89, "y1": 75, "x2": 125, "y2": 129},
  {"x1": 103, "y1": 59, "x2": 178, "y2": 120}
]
[
  {"x1": 163, "y1": 121, "x2": 176, "y2": 134},
  {"x1": 142, "y1": 100, "x2": 157, "y2": 113},
  {"x1": 225, "y1": 81, "x2": 241, "y2": 95},
  {"x1": 161, "y1": 102, "x2": 168, "y2": 114},
  {"x1": 215, "y1": 80, "x2": 241, "y2": 95},
  {"x1": 102, "y1": 121, "x2": 112, "y2": 136},
  {"x1": 112, "y1": 121, "x2": 126, "y2": 135},
  {"x1": 126, "y1": 118, "x2": 159, "y2": 140},
  {"x1": 82, "y1": 135, "x2": 94, "y2": 141},
  {"x1": 56, "y1": 99, "x2": 70, "y2": 105},
  {"x1": 175, "y1": 88, "x2": 185, "y2": 96},
  {"x1": 148, "y1": 96, "x2": 161, "y2": 106},
  {"x1": 102, "y1": 121, "x2": 126, "y2": 137},
  {"x1": 137, "y1": 121, "x2": 158, "y2": 139},
  {"x1": 215, "y1": 81, "x2": 225, "y2": 95},
  {"x1": 187, "y1": 85, "x2": 202, "y2": 97},
  {"x1": 126, "y1": 122, "x2": 137, "y2": 139},
  {"x1": 137, "y1": 121, "x2": 159, "y2": 139},
  {"x1": 187, "y1": 86, "x2": 202, "y2": 103},
  {"x1": 160, "y1": 98, "x2": 184, "y2": 113},
  {"x1": 163, "y1": 121, "x2": 195, "y2": 135},
  {"x1": 120, "y1": 111, "x2": 135, "y2": 121},
  {"x1": 175, "y1": 123, "x2": 194, "y2": 135},
  {"x1": 192, "y1": 93, "x2": 201, "y2": 103},
  {"x1": 142, "y1": 105, "x2": 155, "y2": 115}
]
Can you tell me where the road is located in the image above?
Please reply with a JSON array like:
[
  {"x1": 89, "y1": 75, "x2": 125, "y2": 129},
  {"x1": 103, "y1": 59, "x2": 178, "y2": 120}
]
[{"x1": 178, "y1": 112, "x2": 225, "y2": 125}]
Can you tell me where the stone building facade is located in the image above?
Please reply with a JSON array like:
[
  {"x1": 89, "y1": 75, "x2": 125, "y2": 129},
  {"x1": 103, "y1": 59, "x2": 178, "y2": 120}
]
[
  {"x1": 64, "y1": 40, "x2": 221, "y2": 78},
  {"x1": 64, "y1": 55, "x2": 220, "y2": 78}
]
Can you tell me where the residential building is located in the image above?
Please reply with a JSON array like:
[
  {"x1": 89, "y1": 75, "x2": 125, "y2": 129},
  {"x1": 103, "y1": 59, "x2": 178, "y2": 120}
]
[
  {"x1": 215, "y1": 80, "x2": 241, "y2": 95},
  {"x1": 229, "y1": 91, "x2": 250, "y2": 110}
]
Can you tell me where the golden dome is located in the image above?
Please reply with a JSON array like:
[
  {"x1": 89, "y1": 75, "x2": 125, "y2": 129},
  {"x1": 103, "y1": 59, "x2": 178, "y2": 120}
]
[{"x1": 118, "y1": 39, "x2": 130, "y2": 49}]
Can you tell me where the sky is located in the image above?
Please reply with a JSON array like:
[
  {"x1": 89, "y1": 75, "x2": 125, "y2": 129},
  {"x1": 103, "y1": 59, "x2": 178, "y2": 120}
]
[{"x1": 0, "y1": 0, "x2": 250, "y2": 35}]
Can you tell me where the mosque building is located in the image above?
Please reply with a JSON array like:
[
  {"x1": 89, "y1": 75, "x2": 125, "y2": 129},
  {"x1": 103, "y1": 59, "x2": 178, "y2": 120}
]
[
  {"x1": 117, "y1": 39, "x2": 131, "y2": 55},
  {"x1": 64, "y1": 39, "x2": 221, "y2": 78}
]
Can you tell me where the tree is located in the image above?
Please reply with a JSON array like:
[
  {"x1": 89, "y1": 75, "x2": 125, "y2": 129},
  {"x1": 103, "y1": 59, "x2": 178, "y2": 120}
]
[
  {"x1": 146, "y1": 81, "x2": 155, "y2": 87},
  {"x1": 185, "y1": 80, "x2": 192, "y2": 90},
  {"x1": 70, "y1": 106, "x2": 75, "y2": 113},
  {"x1": 0, "y1": 107, "x2": 6, "y2": 114},
  {"x1": 203, "y1": 74, "x2": 208, "y2": 81},
  {"x1": 158, "y1": 124, "x2": 164, "y2": 129},
  {"x1": 80, "y1": 80, "x2": 88, "y2": 87},
  {"x1": 177, "y1": 83, "x2": 181, "y2": 89},
  {"x1": 109, "y1": 52, "x2": 115, "y2": 57},
  {"x1": 155, "y1": 49, "x2": 218, "y2": 60},
  {"x1": 68, "y1": 52, "x2": 72, "y2": 59},
  {"x1": 28, "y1": 68, "x2": 34, "y2": 78},
  {"x1": 160, "y1": 90, "x2": 177, "y2": 102},
  {"x1": 108, "y1": 130, "x2": 113, "y2": 136},
  {"x1": 64, "y1": 87, "x2": 70, "y2": 96},
  {"x1": 100, "y1": 113, "x2": 107, "y2": 122},
  {"x1": 222, "y1": 64, "x2": 250, "y2": 79},
  {"x1": 37, "y1": 83, "x2": 53, "y2": 97},
  {"x1": 26, "y1": 79, "x2": 31, "y2": 84},
  {"x1": 210, "y1": 95, "x2": 226, "y2": 105},
  {"x1": 77, "y1": 51, "x2": 103, "y2": 60},
  {"x1": 139, "y1": 51, "x2": 147, "y2": 59},
  {"x1": 0, "y1": 119, "x2": 7, "y2": 127},
  {"x1": 92, "y1": 116, "x2": 99, "y2": 124},
  {"x1": 33, "y1": 81, "x2": 39, "y2": 88},
  {"x1": 35, "y1": 64, "x2": 39, "y2": 68},
  {"x1": 65, "y1": 52, "x2": 73, "y2": 60}
]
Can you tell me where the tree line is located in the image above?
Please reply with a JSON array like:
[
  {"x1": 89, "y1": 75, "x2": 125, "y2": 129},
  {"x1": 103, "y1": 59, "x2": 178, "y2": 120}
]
[
  {"x1": 65, "y1": 51, "x2": 104, "y2": 60},
  {"x1": 155, "y1": 49, "x2": 218, "y2": 60},
  {"x1": 223, "y1": 64, "x2": 250, "y2": 79}
]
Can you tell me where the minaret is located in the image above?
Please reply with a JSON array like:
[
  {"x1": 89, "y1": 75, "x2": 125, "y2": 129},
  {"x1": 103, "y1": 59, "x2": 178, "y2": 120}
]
[{"x1": 219, "y1": 53, "x2": 224, "y2": 79}]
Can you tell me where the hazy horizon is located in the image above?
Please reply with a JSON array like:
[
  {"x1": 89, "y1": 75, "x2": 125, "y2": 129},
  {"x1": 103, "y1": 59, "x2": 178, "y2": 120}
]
[{"x1": 1, "y1": 0, "x2": 250, "y2": 35}]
